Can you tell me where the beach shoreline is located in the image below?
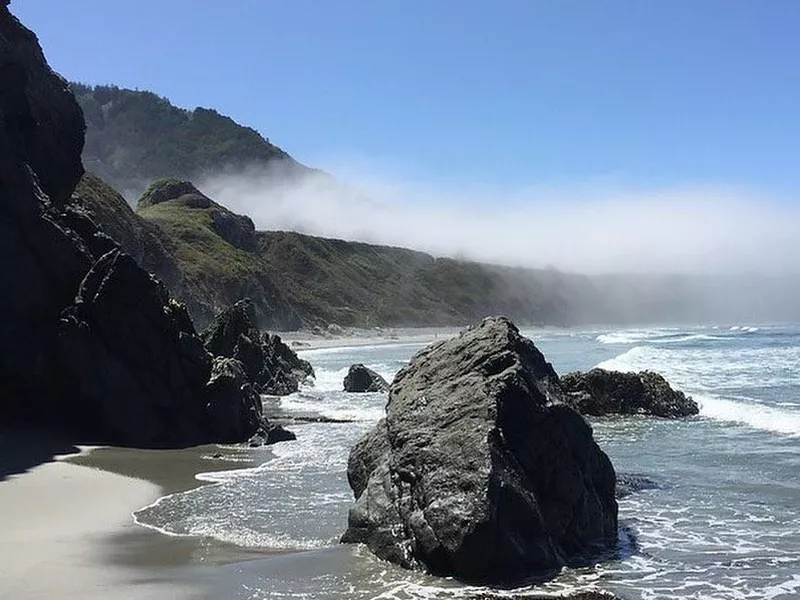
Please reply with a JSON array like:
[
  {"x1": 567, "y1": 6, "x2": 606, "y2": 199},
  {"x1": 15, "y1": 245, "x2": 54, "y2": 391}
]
[
  {"x1": 0, "y1": 329, "x2": 456, "y2": 600},
  {"x1": 278, "y1": 325, "x2": 466, "y2": 351},
  {"x1": 0, "y1": 434, "x2": 201, "y2": 600},
  {"x1": 0, "y1": 429, "x2": 288, "y2": 600}
]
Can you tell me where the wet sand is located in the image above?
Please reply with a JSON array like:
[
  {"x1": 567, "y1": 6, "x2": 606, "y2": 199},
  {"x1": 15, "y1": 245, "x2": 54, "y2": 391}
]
[
  {"x1": 0, "y1": 440, "x2": 195, "y2": 599},
  {"x1": 0, "y1": 431, "x2": 281, "y2": 600}
]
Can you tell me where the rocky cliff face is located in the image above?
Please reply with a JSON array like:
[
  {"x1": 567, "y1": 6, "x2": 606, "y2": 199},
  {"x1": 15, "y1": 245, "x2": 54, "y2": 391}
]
[
  {"x1": 1, "y1": 4, "x2": 89, "y2": 417},
  {"x1": 0, "y1": 4, "x2": 270, "y2": 447},
  {"x1": 342, "y1": 317, "x2": 618, "y2": 583}
]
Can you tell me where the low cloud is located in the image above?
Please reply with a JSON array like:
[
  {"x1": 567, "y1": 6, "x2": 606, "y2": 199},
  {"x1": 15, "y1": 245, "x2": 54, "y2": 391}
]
[{"x1": 198, "y1": 166, "x2": 800, "y2": 276}]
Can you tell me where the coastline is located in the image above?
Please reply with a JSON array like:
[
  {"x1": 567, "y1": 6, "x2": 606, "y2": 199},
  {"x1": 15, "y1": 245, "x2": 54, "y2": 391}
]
[
  {"x1": 0, "y1": 436, "x2": 197, "y2": 600},
  {"x1": 278, "y1": 325, "x2": 464, "y2": 351},
  {"x1": 0, "y1": 331, "x2": 453, "y2": 600},
  {"x1": 0, "y1": 432, "x2": 282, "y2": 600}
]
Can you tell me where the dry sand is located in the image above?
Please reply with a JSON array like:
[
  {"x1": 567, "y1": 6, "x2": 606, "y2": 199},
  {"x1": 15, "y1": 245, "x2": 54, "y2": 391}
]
[
  {"x1": 0, "y1": 447, "x2": 199, "y2": 600},
  {"x1": 0, "y1": 427, "x2": 292, "y2": 600},
  {"x1": 279, "y1": 325, "x2": 462, "y2": 351}
]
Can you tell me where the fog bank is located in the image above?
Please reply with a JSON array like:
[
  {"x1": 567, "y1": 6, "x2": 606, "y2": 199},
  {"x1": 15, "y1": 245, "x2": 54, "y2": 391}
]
[{"x1": 199, "y1": 167, "x2": 799, "y2": 277}]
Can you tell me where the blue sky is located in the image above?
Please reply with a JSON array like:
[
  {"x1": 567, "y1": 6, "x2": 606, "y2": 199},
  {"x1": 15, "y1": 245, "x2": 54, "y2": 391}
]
[{"x1": 13, "y1": 1, "x2": 800, "y2": 192}]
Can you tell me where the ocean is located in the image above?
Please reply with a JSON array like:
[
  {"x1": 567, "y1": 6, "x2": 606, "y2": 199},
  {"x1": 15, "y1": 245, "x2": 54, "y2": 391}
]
[{"x1": 134, "y1": 324, "x2": 800, "y2": 600}]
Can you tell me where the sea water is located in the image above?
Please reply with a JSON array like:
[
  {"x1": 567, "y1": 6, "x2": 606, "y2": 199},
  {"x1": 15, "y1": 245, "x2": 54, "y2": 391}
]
[{"x1": 135, "y1": 325, "x2": 800, "y2": 599}]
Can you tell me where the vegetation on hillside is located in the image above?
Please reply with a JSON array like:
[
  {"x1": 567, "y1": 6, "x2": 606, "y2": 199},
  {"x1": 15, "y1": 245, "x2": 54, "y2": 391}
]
[
  {"x1": 256, "y1": 231, "x2": 602, "y2": 327},
  {"x1": 71, "y1": 83, "x2": 309, "y2": 199},
  {"x1": 74, "y1": 173, "x2": 606, "y2": 329}
]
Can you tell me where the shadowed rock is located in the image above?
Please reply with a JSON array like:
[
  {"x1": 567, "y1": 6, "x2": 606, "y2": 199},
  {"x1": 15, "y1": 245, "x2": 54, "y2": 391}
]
[
  {"x1": 0, "y1": 6, "x2": 277, "y2": 447},
  {"x1": 203, "y1": 299, "x2": 314, "y2": 395},
  {"x1": 53, "y1": 250, "x2": 267, "y2": 446},
  {"x1": 342, "y1": 317, "x2": 618, "y2": 584},
  {"x1": 343, "y1": 364, "x2": 389, "y2": 393},
  {"x1": 561, "y1": 368, "x2": 699, "y2": 418}
]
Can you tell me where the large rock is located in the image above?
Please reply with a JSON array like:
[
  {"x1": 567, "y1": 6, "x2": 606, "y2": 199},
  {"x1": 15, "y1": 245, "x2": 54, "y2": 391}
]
[
  {"x1": 203, "y1": 299, "x2": 314, "y2": 395},
  {"x1": 561, "y1": 368, "x2": 699, "y2": 418},
  {"x1": 0, "y1": 6, "x2": 274, "y2": 447},
  {"x1": 343, "y1": 364, "x2": 389, "y2": 393},
  {"x1": 1, "y1": 4, "x2": 90, "y2": 420},
  {"x1": 53, "y1": 250, "x2": 270, "y2": 446},
  {"x1": 342, "y1": 317, "x2": 618, "y2": 583}
]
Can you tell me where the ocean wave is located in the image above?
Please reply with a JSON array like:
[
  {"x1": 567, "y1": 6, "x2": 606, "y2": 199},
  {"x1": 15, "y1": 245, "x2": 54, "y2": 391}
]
[
  {"x1": 134, "y1": 422, "x2": 367, "y2": 551},
  {"x1": 596, "y1": 329, "x2": 680, "y2": 345},
  {"x1": 694, "y1": 393, "x2": 800, "y2": 437},
  {"x1": 279, "y1": 391, "x2": 386, "y2": 423},
  {"x1": 596, "y1": 346, "x2": 800, "y2": 436}
]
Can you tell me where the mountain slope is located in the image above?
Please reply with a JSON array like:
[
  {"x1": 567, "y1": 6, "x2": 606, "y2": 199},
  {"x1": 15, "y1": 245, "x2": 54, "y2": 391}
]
[
  {"x1": 74, "y1": 175, "x2": 301, "y2": 329},
  {"x1": 74, "y1": 174, "x2": 607, "y2": 329},
  {"x1": 257, "y1": 231, "x2": 603, "y2": 327},
  {"x1": 71, "y1": 83, "x2": 310, "y2": 199}
]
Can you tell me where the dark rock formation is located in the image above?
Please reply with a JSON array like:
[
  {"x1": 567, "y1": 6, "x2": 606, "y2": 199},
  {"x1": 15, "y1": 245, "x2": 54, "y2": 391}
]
[
  {"x1": 205, "y1": 356, "x2": 294, "y2": 445},
  {"x1": 54, "y1": 249, "x2": 222, "y2": 445},
  {"x1": 203, "y1": 299, "x2": 314, "y2": 395},
  {"x1": 205, "y1": 357, "x2": 263, "y2": 442},
  {"x1": 561, "y1": 368, "x2": 699, "y2": 418},
  {"x1": 343, "y1": 364, "x2": 389, "y2": 393},
  {"x1": 342, "y1": 317, "x2": 618, "y2": 583},
  {"x1": 0, "y1": 6, "x2": 277, "y2": 447},
  {"x1": 1, "y1": 3, "x2": 90, "y2": 421}
]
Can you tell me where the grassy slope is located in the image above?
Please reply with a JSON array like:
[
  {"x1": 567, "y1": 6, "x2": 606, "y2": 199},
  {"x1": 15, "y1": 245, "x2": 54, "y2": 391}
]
[
  {"x1": 76, "y1": 172, "x2": 601, "y2": 328},
  {"x1": 257, "y1": 231, "x2": 602, "y2": 327}
]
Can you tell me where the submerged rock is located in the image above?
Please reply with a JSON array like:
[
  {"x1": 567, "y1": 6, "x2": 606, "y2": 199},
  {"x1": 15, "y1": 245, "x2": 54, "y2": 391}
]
[
  {"x1": 561, "y1": 368, "x2": 698, "y2": 418},
  {"x1": 342, "y1": 317, "x2": 618, "y2": 583},
  {"x1": 343, "y1": 364, "x2": 389, "y2": 393},
  {"x1": 615, "y1": 473, "x2": 660, "y2": 498},
  {"x1": 203, "y1": 298, "x2": 314, "y2": 395}
]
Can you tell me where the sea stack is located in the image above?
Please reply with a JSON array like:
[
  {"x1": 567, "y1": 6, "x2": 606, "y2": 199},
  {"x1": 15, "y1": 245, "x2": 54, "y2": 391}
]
[
  {"x1": 343, "y1": 364, "x2": 389, "y2": 393},
  {"x1": 342, "y1": 317, "x2": 618, "y2": 583}
]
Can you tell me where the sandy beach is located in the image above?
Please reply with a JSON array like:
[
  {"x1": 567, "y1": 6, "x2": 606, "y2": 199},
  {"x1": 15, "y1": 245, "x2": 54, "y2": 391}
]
[
  {"x1": 0, "y1": 439, "x2": 194, "y2": 600},
  {"x1": 278, "y1": 326, "x2": 462, "y2": 351},
  {"x1": 0, "y1": 430, "x2": 272, "y2": 600}
]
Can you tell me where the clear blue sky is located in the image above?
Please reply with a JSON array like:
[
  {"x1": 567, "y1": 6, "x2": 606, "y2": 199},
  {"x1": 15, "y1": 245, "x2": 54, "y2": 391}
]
[{"x1": 11, "y1": 1, "x2": 800, "y2": 191}]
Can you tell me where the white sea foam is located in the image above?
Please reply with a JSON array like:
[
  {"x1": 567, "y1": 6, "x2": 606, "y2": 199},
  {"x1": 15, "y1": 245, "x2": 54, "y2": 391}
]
[
  {"x1": 279, "y1": 392, "x2": 386, "y2": 423},
  {"x1": 596, "y1": 344, "x2": 800, "y2": 436},
  {"x1": 596, "y1": 329, "x2": 677, "y2": 345},
  {"x1": 694, "y1": 393, "x2": 800, "y2": 437}
]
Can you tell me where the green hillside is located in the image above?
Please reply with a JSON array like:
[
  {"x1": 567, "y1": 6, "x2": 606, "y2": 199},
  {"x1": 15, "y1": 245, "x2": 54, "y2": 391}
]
[
  {"x1": 71, "y1": 83, "x2": 310, "y2": 199},
  {"x1": 74, "y1": 174, "x2": 607, "y2": 329}
]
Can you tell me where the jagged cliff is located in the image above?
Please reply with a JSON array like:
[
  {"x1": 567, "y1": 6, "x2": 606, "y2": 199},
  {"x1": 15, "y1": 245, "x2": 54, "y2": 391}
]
[{"x1": 0, "y1": 4, "x2": 283, "y2": 447}]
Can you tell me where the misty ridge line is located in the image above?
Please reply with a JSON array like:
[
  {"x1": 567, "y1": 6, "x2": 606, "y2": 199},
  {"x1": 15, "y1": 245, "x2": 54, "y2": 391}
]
[{"x1": 195, "y1": 165, "x2": 799, "y2": 277}]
